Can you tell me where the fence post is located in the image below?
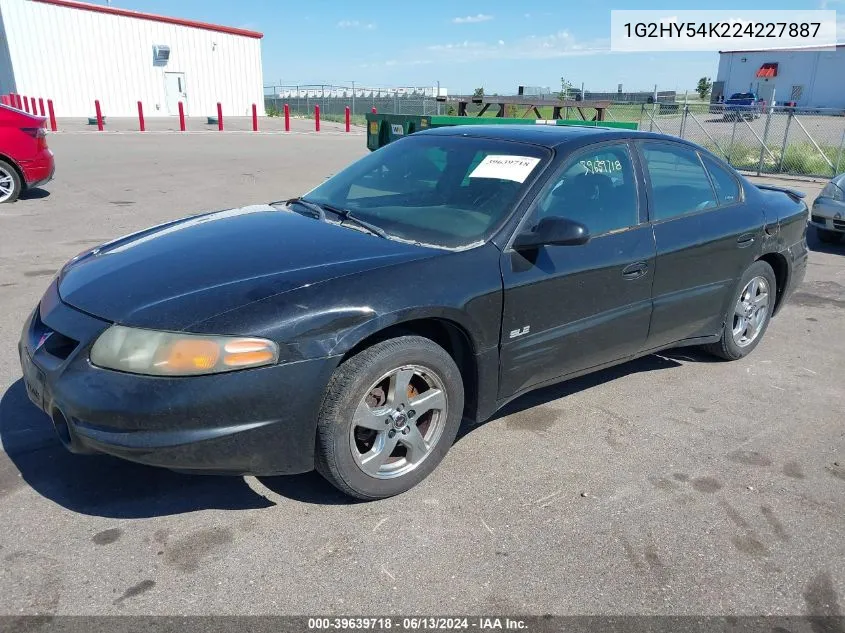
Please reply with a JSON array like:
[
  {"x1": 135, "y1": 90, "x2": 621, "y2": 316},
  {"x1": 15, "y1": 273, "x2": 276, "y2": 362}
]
[
  {"x1": 756, "y1": 105, "x2": 773, "y2": 176},
  {"x1": 776, "y1": 110, "x2": 793, "y2": 173},
  {"x1": 94, "y1": 100, "x2": 103, "y2": 131},
  {"x1": 315, "y1": 104, "x2": 320, "y2": 132},
  {"x1": 252, "y1": 103, "x2": 258, "y2": 132},
  {"x1": 835, "y1": 128, "x2": 845, "y2": 176},
  {"x1": 137, "y1": 101, "x2": 145, "y2": 132},
  {"x1": 178, "y1": 101, "x2": 186, "y2": 131},
  {"x1": 284, "y1": 103, "x2": 290, "y2": 131},
  {"x1": 728, "y1": 115, "x2": 738, "y2": 164},
  {"x1": 47, "y1": 100, "x2": 57, "y2": 131},
  {"x1": 679, "y1": 104, "x2": 688, "y2": 139},
  {"x1": 217, "y1": 102, "x2": 223, "y2": 131},
  {"x1": 345, "y1": 106, "x2": 350, "y2": 132},
  {"x1": 394, "y1": 93, "x2": 398, "y2": 115}
]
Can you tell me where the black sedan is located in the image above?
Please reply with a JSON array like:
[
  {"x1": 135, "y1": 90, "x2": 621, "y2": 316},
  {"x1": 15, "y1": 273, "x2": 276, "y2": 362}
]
[{"x1": 18, "y1": 125, "x2": 809, "y2": 499}]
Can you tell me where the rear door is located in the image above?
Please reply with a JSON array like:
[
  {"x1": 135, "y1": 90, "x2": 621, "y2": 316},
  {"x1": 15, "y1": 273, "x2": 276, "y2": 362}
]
[
  {"x1": 638, "y1": 141, "x2": 764, "y2": 351},
  {"x1": 499, "y1": 141, "x2": 656, "y2": 398}
]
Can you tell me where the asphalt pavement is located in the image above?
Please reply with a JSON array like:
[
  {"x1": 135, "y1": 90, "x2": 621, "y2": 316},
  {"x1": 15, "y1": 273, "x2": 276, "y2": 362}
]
[{"x1": 0, "y1": 131, "x2": 842, "y2": 616}]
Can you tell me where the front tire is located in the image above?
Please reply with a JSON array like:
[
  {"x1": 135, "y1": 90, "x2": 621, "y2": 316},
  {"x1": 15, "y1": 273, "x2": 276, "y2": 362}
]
[
  {"x1": 816, "y1": 227, "x2": 843, "y2": 244},
  {"x1": 0, "y1": 160, "x2": 23, "y2": 204},
  {"x1": 704, "y1": 260, "x2": 777, "y2": 361},
  {"x1": 315, "y1": 335, "x2": 464, "y2": 500}
]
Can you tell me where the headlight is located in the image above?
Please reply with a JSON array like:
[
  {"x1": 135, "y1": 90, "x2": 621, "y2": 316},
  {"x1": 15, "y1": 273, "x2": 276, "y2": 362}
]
[
  {"x1": 820, "y1": 182, "x2": 845, "y2": 202},
  {"x1": 90, "y1": 325, "x2": 279, "y2": 376}
]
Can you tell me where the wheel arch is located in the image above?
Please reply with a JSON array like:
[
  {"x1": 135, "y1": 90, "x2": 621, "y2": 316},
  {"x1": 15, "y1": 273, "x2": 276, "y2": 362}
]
[
  {"x1": 0, "y1": 153, "x2": 26, "y2": 189},
  {"x1": 756, "y1": 252, "x2": 789, "y2": 315},
  {"x1": 337, "y1": 315, "x2": 480, "y2": 421}
]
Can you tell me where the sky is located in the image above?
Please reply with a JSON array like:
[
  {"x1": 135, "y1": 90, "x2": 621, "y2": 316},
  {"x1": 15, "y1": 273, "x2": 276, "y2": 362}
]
[{"x1": 97, "y1": 0, "x2": 844, "y2": 95}]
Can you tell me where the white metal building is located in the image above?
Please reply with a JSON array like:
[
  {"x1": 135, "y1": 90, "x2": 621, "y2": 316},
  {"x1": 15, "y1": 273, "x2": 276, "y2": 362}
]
[
  {"x1": 715, "y1": 45, "x2": 845, "y2": 110},
  {"x1": 0, "y1": 0, "x2": 265, "y2": 117}
]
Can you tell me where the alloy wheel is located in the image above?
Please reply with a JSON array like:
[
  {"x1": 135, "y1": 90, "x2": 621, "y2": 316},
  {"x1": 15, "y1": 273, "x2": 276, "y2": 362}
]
[
  {"x1": 349, "y1": 364, "x2": 448, "y2": 479},
  {"x1": 0, "y1": 166, "x2": 15, "y2": 203},
  {"x1": 732, "y1": 276, "x2": 770, "y2": 348}
]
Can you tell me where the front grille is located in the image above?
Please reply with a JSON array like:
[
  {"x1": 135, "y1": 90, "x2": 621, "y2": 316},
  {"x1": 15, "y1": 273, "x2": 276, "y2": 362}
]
[
  {"x1": 31, "y1": 311, "x2": 78, "y2": 360},
  {"x1": 833, "y1": 219, "x2": 845, "y2": 231},
  {"x1": 811, "y1": 214, "x2": 827, "y2": 225}
]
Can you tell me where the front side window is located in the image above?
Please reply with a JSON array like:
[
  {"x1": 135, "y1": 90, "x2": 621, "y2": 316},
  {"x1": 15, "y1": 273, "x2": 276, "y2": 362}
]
[
  {"x1": 532, "y1": 143, "x2": 639, "y2": 237},
  {"x1": 641, "y1": 143, "x2": 718, "y2": 221},
  {"x1": 305, "y1": 135, "x2": 550, "y2": 249}
]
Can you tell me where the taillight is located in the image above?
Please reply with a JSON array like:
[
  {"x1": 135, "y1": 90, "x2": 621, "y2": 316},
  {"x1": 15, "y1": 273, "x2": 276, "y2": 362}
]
[{"x1": 21, "y1": 126, "x2": 48, "y2": 149}]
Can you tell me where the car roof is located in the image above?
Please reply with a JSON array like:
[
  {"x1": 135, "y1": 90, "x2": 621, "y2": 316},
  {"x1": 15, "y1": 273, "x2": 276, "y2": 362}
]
[{"x1": 414, "y1": 124, "x2": 691, "y2": 150}]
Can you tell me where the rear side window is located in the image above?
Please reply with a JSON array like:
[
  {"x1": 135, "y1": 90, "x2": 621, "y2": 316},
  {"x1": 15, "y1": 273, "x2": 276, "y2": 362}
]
[
  {"x1": 702, "y1": 155, "x2": 741, "y2": 206},
  {"x1": 641, "y1": 143, "x2": 718, "y2": 221}
]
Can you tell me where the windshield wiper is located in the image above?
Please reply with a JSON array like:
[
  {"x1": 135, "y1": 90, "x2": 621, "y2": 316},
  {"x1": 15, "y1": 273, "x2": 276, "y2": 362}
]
[
  {"x1": 272, "y1": 197, "x2": 326, "y2": 221},
  {"x1": 320, "y1": 203, "x2": 389, "y2": 240}
]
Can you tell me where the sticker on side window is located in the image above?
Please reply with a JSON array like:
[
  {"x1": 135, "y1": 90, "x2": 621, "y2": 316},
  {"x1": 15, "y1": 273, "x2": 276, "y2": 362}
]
[
  {"x1": 391, "y1": 124, "x2": 404, "y2": 135},
  {"x1": 468, "y1": 155, "x2": 540, "y2": 183}
]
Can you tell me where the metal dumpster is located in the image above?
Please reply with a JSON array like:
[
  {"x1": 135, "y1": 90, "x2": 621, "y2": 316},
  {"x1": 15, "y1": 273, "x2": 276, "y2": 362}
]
[{"x1": 365, "y1": 113, "x2": 637, "y2": 151}]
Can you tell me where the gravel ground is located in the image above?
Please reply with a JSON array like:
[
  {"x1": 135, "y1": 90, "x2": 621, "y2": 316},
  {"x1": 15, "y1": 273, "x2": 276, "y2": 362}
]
[{"x1": 0, "y1": 132, "x2": 842, "y2": 616}]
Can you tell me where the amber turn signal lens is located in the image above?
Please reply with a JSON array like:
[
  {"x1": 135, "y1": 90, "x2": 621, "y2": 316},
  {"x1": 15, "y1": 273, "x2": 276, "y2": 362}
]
[
  {"x1": 163, "y1": 339, "x2": 220, "y2": 371},
  {"x1": 223, "y1": 339, "x2": 277, "y2": 367}
]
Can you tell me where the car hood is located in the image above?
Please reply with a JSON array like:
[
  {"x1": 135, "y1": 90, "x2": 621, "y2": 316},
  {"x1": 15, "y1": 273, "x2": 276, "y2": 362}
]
[{"x1": 58, "y1": 204, "x2": 436, "y2": 330}]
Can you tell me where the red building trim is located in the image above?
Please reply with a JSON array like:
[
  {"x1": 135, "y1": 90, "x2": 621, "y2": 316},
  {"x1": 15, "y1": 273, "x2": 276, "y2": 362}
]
[
  {"x1": 755, "y1": 63, "x2": 778, "y2": 78},
  {"x1": 32, "y1": 0, "x2": 263, "y2": 39}
]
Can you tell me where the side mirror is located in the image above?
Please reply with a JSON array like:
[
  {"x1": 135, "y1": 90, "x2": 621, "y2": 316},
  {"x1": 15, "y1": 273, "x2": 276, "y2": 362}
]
[{"x1": 513, "y1": 216, "x2": 590, "y2": 250}]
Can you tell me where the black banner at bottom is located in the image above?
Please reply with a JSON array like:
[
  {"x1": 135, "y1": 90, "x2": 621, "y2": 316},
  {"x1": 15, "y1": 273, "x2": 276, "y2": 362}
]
[{"x1": 1, "y1": 616, "x2": 843, "y2": 633}]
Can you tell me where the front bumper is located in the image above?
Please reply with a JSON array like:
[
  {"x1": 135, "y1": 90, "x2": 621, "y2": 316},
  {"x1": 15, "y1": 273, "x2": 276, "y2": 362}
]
[
  {"x1": 810, "y1": 197, "x2": 845, "y2": 234},
  {"x1": 18, "y1": 280, "x2": 336, "y2": 475}
]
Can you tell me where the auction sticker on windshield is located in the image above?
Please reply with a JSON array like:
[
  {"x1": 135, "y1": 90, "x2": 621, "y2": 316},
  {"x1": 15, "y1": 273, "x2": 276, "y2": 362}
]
[{"x1": 469, "y1": 155, "x2": 541, "y2": 183}]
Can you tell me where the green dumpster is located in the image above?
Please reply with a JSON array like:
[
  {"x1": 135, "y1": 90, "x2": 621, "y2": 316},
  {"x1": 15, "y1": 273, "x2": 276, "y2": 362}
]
[
  {"x1": 365, "y1": 113, "x2": 638, "y2": 151},
  {"x1": 366, "y1": 114, "x2": 432, "y2": 151}
]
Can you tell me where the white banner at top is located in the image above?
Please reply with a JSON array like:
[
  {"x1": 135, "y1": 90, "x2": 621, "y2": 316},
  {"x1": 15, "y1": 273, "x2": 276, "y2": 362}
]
[{"x1": 610, "y1": 10, "x2": 837, "y2": 52}]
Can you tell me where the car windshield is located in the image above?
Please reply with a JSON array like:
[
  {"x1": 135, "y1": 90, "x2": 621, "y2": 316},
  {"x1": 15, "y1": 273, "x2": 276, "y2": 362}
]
[
  {"x1": 729, "y1": 93, "x2": 755, "y2": 100},
  {"x1": 302, "y1": 135, "x2": 551, "y2": 249}
]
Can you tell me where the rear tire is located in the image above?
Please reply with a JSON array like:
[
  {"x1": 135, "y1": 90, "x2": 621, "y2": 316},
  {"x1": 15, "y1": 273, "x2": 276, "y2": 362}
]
[
  {"x1": 816, "y1": 227, "x2": 843, "y2": 244},
  {"x1": 315, "y1": 335, "x2": 464, "y2": 500},
  {"x1": 0, "y1": 160, "x2": 22, "y2": 204},
  {"x1": 704, "y1": 260, "x2": 777, "y2": 361}
]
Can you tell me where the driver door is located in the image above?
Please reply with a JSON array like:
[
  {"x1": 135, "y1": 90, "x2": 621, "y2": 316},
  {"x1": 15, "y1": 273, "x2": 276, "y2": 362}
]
[{"x1": 498, "y1": 141, "x2": 656, "y2": 399}]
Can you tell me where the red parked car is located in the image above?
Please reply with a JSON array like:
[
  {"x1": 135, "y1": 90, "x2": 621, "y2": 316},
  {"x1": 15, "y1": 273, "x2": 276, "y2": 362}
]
[{"x1": 0, "y1": 104, "x2": 55, "y2": 203}]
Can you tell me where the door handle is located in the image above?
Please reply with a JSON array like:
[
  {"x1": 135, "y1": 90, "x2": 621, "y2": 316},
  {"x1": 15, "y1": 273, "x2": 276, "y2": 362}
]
[
  {"x1": 737, "y1": 233, "x2": 755, "y2": 247},
  {"x1": 622, "y1": 261, "x2": 648, "y2": 280}
]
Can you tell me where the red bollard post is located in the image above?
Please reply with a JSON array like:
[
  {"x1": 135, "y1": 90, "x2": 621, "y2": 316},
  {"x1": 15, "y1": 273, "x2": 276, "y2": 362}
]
[
  {"x1": 345, "y1": 106, "x2": 350, "y2": 132},
  {"x1": 94, "y1": 100, "x2": 103, "y2": 131},
  {"x1": 23, "y1": 96, "x2": 30, "y2": 113},
  {"x1": 0, "y1": 95, "x2": 8, "y2": 106},
  {"x1": 12, "y1": 94, "x2": 21, "y2": 109},
  {"x1": 217, "y1": 102, "x2": 223, "y2": 131},
  {"x1": 284, "y1": 103, "x2": 290, "y2": 132},
  {"x1": 137, "y1": 101, "x2": 145, "y2": 131},
  {"x1": 371, "y1": 106, "x2": 377, "y2": 114},
  {"x1": 38, "y1": 98, "x2": 45, "y2": 117},
  {"x1": 178, "y1": 101, "x2": 186, "y2": 131},
  {"x1": 252, "y1": 103, "x2": 258, "y2": 131},
  {"x1": 47, "y1": 100, "x2": 57, "y2": 131},
  {"x1": 315, "y1": 104, "x2": 320, "y2": 132}
]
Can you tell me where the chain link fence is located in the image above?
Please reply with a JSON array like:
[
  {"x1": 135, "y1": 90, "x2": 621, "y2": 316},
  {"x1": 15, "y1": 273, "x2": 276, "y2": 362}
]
[
  {"x1": 640, "y1": 102, "x2": 845, "y2": 178},
  {"x1": 263, "y1": 84, "x2": 444, "y2": 123},
  {"x1": 265, "y1": 84, "x2": 845, "y2": 178}
]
